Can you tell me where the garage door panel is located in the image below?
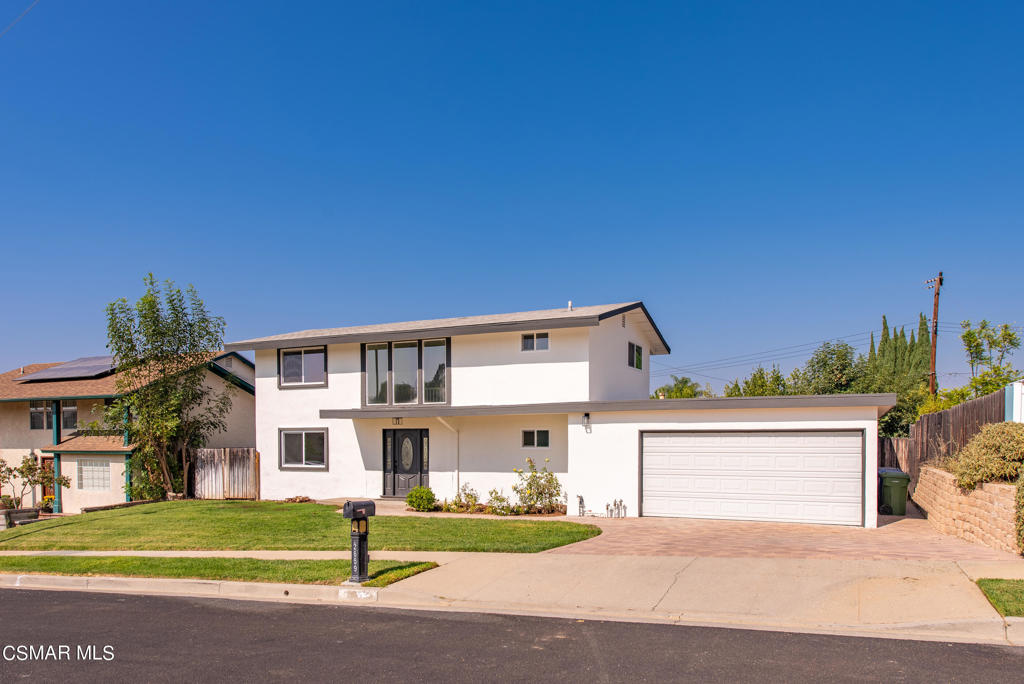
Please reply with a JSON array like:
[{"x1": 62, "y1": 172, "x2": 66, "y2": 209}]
[{"x1": 642, "y1": 431, "x2": 863, "y2": 526}]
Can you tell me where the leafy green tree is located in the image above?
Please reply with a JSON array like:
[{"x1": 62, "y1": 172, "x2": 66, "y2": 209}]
[
  {"x1": 104, "y1": 275, "x2": 234, "y2": 498},
  {"x1": 920, "y1": 320, "x2": 1022, "y2": 415},
  {"x1": 724, "y1": 365, "x2": 788, "y2": 397},
  {"x1": 652, "y1": 375, "x2": 711, "y2": 399},
  {"x1": 790, "y1": 341, "x2": 861, "y2": 395}
]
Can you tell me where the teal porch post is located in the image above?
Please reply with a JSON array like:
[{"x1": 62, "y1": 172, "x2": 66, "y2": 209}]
[
  {"x1": 52, "y1": 454, "x2": 62, "y2": 514},
  {"x1": 124, "y1": 454, "x2": 131, "y2": 502},
  {"x1": 51, "y1": 400, "x2": 62, "y2": 513}
]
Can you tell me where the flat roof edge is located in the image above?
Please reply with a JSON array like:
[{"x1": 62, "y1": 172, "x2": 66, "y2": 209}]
[{"x1": 320, "y1": 393, "x2": 899, "y2": 419}]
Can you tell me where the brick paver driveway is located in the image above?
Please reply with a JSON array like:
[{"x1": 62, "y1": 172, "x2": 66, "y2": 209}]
[{"x1": 552, "y1": 504, "x2": 1021, "y2": 561}]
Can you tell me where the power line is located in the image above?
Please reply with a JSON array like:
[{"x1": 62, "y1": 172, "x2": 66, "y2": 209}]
[
  {"x1": 651, "y1": 322, "x2": 917, "y2": 377},
  {"x1": 0, "y1": 0, "x2": 40, "y2": 40}
]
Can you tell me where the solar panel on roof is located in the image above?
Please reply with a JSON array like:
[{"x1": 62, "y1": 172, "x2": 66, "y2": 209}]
[{"x1": 17, "y1": 356, "x2": 115, "y2": 382}]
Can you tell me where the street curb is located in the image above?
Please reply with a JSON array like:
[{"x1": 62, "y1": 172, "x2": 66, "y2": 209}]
[
  {"x1": 0, "y1": 573, "x2": 380, "y2": 605},
  {"x1": 0, "y1": 573, "x2": 1018, "y2": 647},
  {"x1": 1007, "y1": 617, "x2": 1024, "y2": 646}
]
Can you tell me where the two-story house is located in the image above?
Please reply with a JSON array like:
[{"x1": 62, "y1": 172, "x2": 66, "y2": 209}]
[
  {"x1": 226, "y1": 302, "x2": 896, "y2": 528},
  {"x1": 0, "y1": 352, "x2": 256, "y2": 514}
]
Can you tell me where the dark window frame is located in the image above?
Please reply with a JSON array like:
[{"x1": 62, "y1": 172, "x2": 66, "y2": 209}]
[
  {"x1": 521, "y1": 332, "x2": 549, "y2": 352},
  {"x1": 278, "y1": 428, "x2": 329, "y2": 471},
  {"x1": 521, "y1": 429, "x2": 550, "y2": 448},
  {"x1": 277, "y1": 346, "x2": 328, "y2": 389},
  {"x1": 628, "y1": 342, "x2": 643, "y2": 370},
  {"x1": 61, "y1": 400, "x2": 78, "y2": 430},
  {"x1": 29, "y1": 400, "x2": 51, "y2": 430},
  {"x1": 360, "y1": 338, "x2": 451, "y2": 408}
]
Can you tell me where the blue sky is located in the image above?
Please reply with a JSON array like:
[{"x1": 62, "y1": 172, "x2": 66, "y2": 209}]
[{"x1": 1, "y1": 1, "x2": 1021, "y2": 392}]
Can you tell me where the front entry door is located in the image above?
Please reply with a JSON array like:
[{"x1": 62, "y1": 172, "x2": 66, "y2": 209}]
[{"x1": 383, "y1": 429, "x2": 428, "y2": 497}]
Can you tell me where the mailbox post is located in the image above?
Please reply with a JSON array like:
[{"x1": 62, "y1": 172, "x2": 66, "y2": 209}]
[{"x1": 342, "y1": 500, "x2": 375, "y2": 583}]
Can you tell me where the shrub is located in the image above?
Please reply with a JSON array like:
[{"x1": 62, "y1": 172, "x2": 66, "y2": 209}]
[
  {"x1": 0, "y1": 495, "x2": 14, "y2": 509},
  {"x1": 457, "y1": 483, "x2": 480, "y2": 509},
  {"x1": 512, "y1": 457, "x2": 566, "y2": 513},
  {"x1": 950, "y1": 422, "x2": 1024, "y2": 490},
  {"x1": 405, "y1": 486, "x2": 437, "y2": 512},
  {"x1": 486, "y1": 488, "x2": 518, "y2": 516}
]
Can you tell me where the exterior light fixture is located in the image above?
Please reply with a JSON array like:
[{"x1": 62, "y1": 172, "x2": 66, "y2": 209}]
[{"x1": 583, "y1": 412, "x2": 591, "y2": 430}]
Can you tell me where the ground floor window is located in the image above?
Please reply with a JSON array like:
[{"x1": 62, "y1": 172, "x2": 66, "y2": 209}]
[
  {"x1": 522, "y1": 429, "x2": 550, "y2": 448},
  {"x1": 77, "y1": 458, "x2": 110, "y2": 490},
  {"x1": 280, "y1": 429, "x2": 328, "y2": 469}
]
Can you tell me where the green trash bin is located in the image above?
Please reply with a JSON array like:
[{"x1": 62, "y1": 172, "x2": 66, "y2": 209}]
[{"x1": 878, "y1": 467, "x2": 910, "y2": 516}]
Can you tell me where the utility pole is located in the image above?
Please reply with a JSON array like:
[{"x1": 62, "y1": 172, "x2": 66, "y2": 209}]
[{"x1": 926, "y1": 271, "x2": 944, "y2": 395}]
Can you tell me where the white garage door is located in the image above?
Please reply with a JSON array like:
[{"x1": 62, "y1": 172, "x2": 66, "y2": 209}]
[{"x1": 641, "y1": 431, "x2": 863, "y2": 526}]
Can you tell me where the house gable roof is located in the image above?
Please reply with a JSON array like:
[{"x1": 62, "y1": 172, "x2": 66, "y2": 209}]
[
  {"x1": 0, "y1": 352, "x2": 254, "y2": 402},
  {"x1": 224, "y1": 301, "x2": 671, "y2": 354}
]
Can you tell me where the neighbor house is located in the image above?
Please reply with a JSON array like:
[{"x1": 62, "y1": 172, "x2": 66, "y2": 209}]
[
  {"x1": 0, "y1": 352, "x2": 256, "y2": 514},
  {"x1": 226, "y1": 302, "x2": 895, "y2": 527}
]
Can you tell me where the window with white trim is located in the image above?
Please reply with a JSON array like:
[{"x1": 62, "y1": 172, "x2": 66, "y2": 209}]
[
  {"x1": 77, "y1": 458, "x2": 110, "y2": 491},
  {"x1": 522, "y1": 429, "x2": 550, "y2": 448},
  {"x1": 280, "y1": 429, "x2": 327, "y2": 469},
  {"x1": 521, "y1": 333, "x2": 549, "y2": 352},
  {"x1": 627, "y1": 342, "x2": 643, "y2": 370},
  {"x1": 279, "y1": 347, "x2": 327, "y2": 387}
]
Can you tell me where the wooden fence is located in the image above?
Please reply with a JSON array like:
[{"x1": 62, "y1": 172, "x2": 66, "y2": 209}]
[
  {"x1": 878, "y1": 388, "x2": 1006, "y2": 484},
  {"x1": 192, "y1": 448, "x2": 260, "y2": 500}
]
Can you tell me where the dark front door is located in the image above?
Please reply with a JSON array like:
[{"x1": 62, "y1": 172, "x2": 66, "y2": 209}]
[{"x1": 383, "y1": 429, "x2": 428, "y2": 497}]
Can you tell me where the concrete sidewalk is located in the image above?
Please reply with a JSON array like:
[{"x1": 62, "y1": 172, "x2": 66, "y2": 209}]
[
  {"x1": 376, "y1": 552, "x2": 1024, "y2": 645},
  {"x1": 3, "y1": 548, "x2": 1023, "y2": 645}
]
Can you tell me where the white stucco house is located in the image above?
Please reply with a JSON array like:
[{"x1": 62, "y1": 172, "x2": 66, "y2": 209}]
[{"x1": 226, "y1": 302, "x2": 896, "y2": 528}]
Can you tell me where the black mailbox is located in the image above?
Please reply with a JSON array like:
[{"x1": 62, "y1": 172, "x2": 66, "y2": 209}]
[
  {"x1": 343, "y1": 500, "x2": 376, "y2": 519},
  {"x1": 342, "y1": 500, "x2": 375, "y2": 583}
]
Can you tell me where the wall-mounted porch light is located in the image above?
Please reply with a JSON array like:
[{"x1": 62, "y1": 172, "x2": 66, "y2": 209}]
[{"x1": 583, "y1": 412, "x2": 591, "y2": 433}]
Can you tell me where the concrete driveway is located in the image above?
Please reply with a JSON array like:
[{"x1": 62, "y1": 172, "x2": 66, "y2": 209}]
[
  {"x1": 370, "y1": 504, "x2": 1024, "y2": 644},
  {"x1": 554, "y1": 505, "x2": 1020, "y2": 561}
]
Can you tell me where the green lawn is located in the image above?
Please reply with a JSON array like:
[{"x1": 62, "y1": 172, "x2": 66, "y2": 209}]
[
  {"x1": 0, "y1": 501, "x2": 600, "y2": 553},
  {"x1": 0, "y1": 556, "x2": 435, "y2": 588},
  {"x1": 977, "y1": 579, "x2": 1024, "y2": 617}
]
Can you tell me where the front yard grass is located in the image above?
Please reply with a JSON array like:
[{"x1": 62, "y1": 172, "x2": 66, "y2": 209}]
[
  {"x1": 0, "y1": 501, "x2": 600, "y2": 553},
  {"x1": 0, "y1": 556, "x2": 435, "y2": 588},
  {"x1": 977, "y1": 579, "x2": 1024, "y2": 617}
]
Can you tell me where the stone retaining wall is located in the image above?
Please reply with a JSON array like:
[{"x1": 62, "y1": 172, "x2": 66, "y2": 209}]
[{"x1": 911, "y1": 465, "x2": 1020, "y2": 555}]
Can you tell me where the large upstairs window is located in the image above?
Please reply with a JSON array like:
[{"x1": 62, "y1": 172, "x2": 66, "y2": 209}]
[
  {"x1": 363, "y1": 339, "x2": 449, "y2": 406},
  {"x1": 29, "y1": 400, "x2": 77, "y2": 431},
  {"x1": 279, "y1": 347, "x2": 327, "y2": 388}
]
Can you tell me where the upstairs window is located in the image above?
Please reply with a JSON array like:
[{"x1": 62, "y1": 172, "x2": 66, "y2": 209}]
[
  {"x1": 628, "y1": 342, "x2": 643, "y2": 370},
  {"x1": 29, "y1": 401, "x2": 51, "y2": 430},
  {"x1": 61, "y1": 400, "x2": 78, "y2": 430},
  {"x1": 521, "y1": 332, "x2": 549, "y2": 352},
  {"x1": 423, "y1": 340, "x2": 447, "y2": 404},
  {"x1": 279, "y1": 347, "x2": 327, "y2": 387},
  {"x1": 365, "y1": 344, "x2": 389, "y2": 405},
  {"x1": 363, "y1": 339, "x2": 448, "y2": 406}
]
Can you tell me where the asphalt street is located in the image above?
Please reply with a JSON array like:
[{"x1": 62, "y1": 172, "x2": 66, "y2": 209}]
[{"x1": 0, "y1": 589, "x2": 1021, "y2": 682}]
